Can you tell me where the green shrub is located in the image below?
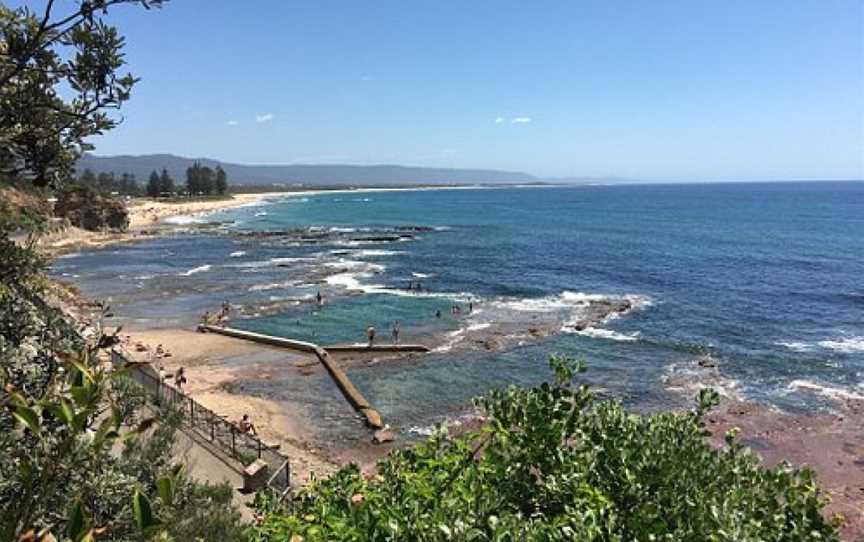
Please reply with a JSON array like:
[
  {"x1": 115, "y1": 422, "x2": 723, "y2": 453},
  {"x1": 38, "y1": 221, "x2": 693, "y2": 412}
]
[{"x1": 251, "y1": 356, "x2": 838, "y2": 541}]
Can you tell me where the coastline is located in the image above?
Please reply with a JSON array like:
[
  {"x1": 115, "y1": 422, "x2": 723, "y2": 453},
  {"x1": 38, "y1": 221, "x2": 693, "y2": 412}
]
[
  {"x1": 38, "y1": 191, "x2": 288, "y2": 257},
  {"x1": 42, "y1": 185, "x2": 864, "y2": 538}
]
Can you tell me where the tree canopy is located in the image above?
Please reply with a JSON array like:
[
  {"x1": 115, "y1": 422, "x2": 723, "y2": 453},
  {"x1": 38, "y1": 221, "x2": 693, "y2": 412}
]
[{"x1": 0, "y1": 0, "x2": 164, "y2": 188}]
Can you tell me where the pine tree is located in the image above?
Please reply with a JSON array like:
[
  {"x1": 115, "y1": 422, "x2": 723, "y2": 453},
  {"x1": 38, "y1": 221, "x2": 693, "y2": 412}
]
[
  {"x1": 147, "y1": 170, "x2": 161, "y2": 198},
  {"x1": 215, "y1": 166, "x2": 228, "y2": 195},
  {"x1": 159, "y1": 168, "x2": 174, "y2": 196},
  {"x1": 185, "y1": 162, "x2": 200, "y2": 195},
  {"x1": 199, "y1": 166, "x2": 215, "y2": 195}
]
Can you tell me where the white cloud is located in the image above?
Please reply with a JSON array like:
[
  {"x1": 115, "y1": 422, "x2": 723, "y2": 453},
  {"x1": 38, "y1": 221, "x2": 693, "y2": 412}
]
[
  {"x1": 255, "y1": 113, "x2": 274, "y2": 123},
  {"x1": 226, "y1": 120, "x2": 239, "y2": 126},
  {"x1": 511, "y1": 117, "x2": 532, "y2": 124},
  {"x1": 494, "y1": 116, "x2": 505, "y2": 124}
]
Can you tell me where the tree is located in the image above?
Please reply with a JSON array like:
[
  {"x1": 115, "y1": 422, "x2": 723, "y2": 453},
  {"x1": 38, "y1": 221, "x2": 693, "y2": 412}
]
[
  {"x1": 185, "y1": 162, "x2": 199, "y2": 195},
  {"x1": 0, "y1": 1, "x2": 165, "y2": 188},
  {"x1": 159, "y1": 167, "x2": 174, "y2": 195},
  {"x1": 147, "y1": 170, "x2": 160, "y2": 198},
  {"x1": 215, "y1": 165, "x2": 228, "y2": 195},
  {"x1": 199, "y1": 165, "x2": 215, "y2": 195}
]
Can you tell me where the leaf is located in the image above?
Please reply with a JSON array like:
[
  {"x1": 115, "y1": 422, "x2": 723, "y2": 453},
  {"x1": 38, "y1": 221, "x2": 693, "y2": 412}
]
[
  {"x1": 11, "y1": 404, "x2": 41, "y2": 435},
  {"x1": 46, "y1": 399, "x2": 75, "y2": 427},
  {"x1": 132, "y1": 490, "x2": 160, "y2": 531},
  {"x1": 66, "y1": 499, "x2": 88, "y2": 541},
  {"x1": 156, "y1": 475, "x2": 175, "y2": 507}
]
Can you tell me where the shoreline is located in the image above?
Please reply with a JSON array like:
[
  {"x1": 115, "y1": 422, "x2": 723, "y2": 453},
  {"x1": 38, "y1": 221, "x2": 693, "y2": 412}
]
[
  {"x1": 36, "y1": 184, "x2": 556, "y2": 258},
  {"x1": 37, "y1": 191, "x2": 287, "y2": 257},
  {"x1": 41, "y1": 186, "x2": 864, "y2": 538}
]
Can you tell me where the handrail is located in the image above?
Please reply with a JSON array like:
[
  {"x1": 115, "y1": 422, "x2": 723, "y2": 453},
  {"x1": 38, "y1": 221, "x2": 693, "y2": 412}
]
[{"x1": 110, "y1": 349, "x2": 292, "y2": 494}]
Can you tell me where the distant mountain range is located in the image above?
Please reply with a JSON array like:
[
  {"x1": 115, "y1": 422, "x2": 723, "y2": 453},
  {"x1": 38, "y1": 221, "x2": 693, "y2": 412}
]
[{"x1": 76, "y1": 153, "x2": 542, "y2": 187}]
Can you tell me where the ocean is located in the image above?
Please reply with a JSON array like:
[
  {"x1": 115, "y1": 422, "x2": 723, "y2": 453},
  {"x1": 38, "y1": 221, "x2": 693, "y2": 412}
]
[{"x1": 52, "y1": 182, "x2": 864, "y2": 445}]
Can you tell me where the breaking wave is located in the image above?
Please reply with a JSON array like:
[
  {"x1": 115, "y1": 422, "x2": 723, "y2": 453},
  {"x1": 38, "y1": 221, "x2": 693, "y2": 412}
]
[{"x1": 179, "y1": 264, "x2": 211, "y2": 276}]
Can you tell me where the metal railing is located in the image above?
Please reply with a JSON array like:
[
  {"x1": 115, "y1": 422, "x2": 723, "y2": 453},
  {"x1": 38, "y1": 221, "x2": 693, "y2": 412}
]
[{"x1": 111, "y1": 350, "x2": 291, "y2": 495}]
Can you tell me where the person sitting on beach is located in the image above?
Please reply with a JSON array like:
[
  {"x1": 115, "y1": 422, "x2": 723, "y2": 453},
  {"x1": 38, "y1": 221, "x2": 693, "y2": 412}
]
[
  {"x1": 367, "y1": 326, "x2": 376, "y2": 347},
  {"x1": 392, "y1": 321, "x2": 400, "y2": 345},
  {"x1": 174, "y1": 367, "x2": 187, "y2": 390},
  {"x1": 238, "y1": 414, "x2": 258, "y2": 436}
]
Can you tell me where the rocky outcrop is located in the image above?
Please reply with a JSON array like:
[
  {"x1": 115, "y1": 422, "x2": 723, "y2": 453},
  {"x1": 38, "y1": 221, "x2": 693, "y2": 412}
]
[{"x1": 55, "y1": 185, "x2": 129, "y2": 232}]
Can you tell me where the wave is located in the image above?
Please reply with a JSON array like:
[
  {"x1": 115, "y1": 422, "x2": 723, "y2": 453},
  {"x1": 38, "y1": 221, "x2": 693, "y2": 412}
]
[
  {"x1": 134, "y1": 274, "x2": 155, "y2": 281},
  {"x1": 229, "y1": 251, "x2": 247, "y2": 258},
  {"x1": 571, "y1": 327, "x2": 640, "y2": 342},
  {"x1": 412, "y1": 272, "x2": 434, "y2": 278},
  {"x1": 179, "y1": 264, "x2": 211, "y2": 276},
  {"x1": 818, "y1": 336, "x2": 864, "y2": 353},
  {"x1": 248, "y1": 280, "x2": 298, "y2": 292},
  {"x1": 163, "y1": 215, "x2": 201, "y2": 225},
  {"x1": 777, "y1": 336, "x2": 864, "y2": 354},
  {"x1": 352, "y1": 249, "x2": 404, "y2": 257},
  {"x1": 254, "y1": 211, "x2": 268, "y2": 217}
]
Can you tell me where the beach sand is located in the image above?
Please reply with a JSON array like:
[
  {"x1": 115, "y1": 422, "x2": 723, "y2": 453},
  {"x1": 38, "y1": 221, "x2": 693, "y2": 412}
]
[
  {"x1": 119, "y1": 328, "x2": 343, "y2": 482},
  {"x1": 38, "y1": 192, "x2": 286, "y2": 256}
]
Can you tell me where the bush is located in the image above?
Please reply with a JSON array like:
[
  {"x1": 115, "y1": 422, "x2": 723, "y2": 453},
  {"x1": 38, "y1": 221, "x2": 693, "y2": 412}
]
[{"x1": 251, "y1": 356, "x2": 838, "y2": 541}]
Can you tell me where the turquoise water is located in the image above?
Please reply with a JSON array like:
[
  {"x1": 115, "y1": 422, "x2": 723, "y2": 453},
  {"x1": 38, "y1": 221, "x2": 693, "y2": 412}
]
[{"x1": 53, "y1": 183, "x2": 864, "y2": 441}]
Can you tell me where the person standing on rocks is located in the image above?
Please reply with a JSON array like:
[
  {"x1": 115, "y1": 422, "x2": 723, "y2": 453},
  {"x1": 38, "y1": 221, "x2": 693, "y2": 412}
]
[
  {"x1": 392, "y1": 321, "x2": 400, "y2": 345},
  {"x1": 367, "y1": 326, "x2": 376, "y2": 347}
]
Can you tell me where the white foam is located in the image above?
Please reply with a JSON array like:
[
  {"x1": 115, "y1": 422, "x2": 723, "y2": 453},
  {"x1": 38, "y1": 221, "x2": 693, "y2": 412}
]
[
  {"x1": 818, "y1": 336, "x2": 864, "y2": 353},
  {"x1": 325, "y1": 272, "x2": 386, "y2": 292},
  {"x1": 467, "y1": 323, "x2": 491, "y2": 332},
  {"x1": 271, "y1": 256, "x2": 318, "y2": 265},
  {"x1": 329, "y1": 226, "x2": 356, "y2": 233},
  {"x1": 248, "y1": 280, "x2": 298, "y2": 292},
  {"x1": 351, "y1": 249, "x2": 403, "y2": 257},
  {"x1": 254, "y1": 211, "x2": 268, "y2": 217},
  {"x1": 179, "y1": 264, "x2": 211, "y2": 276},
  {"x1": 777, "y1": 336, "x2": 864, "y2": 354},
  {"x1": 163, "y1": 215, "x2": 201, "y2": 225},
  {"x1": 786, "y1": 380, "x2": 864, "y2": 402},
  {"x1": 229, "y1": 251, "x2": 246, "y2": 258},
  {"x1": 777, "y1": 341, "x2": 814, "y2": 352},
  {"x1": 134, "y1": 274, "x2": 154, "y2": 280},
  {"x1": 412, "y1": 272, "x2": 433, "y2": 278},
  {"x1": 570, "y1": 327, "x2": 640, "y2": 342}
]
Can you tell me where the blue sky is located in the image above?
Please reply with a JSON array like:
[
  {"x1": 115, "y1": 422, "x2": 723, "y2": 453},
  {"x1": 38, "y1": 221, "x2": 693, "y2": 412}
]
[{"x1": 48, "y1": 1, "x2": 864, "y2": 179}]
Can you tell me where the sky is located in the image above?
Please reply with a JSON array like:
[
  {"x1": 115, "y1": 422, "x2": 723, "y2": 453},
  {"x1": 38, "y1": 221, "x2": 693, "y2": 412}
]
[{"x1": 28, "y1": 1, "x2": 864, "y2": 180}]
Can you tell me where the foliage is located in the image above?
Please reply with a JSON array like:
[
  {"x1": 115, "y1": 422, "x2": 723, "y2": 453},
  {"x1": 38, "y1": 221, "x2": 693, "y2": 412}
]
[
  {"x1": 78, "y1": 168, "x2": 140, "y2": 197},
  {"x1": 185, "y1": 162, "x2": 228, "y2": 196},
  {"x1": 251, "y1": 355, "x2": 839, "y2": 541},
  {"x1": 0, "y1": 226, "x2": 245, "y2": 540},
  {"x1": 0, "y1": 0, "x2": 164, "y2": 188},
  {"x1": 54, "y1": 183, "x2": 130, "y2": 231}
]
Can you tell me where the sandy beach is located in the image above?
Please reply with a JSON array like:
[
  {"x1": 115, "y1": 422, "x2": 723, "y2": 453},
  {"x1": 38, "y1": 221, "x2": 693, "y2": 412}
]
[{"x1": 37, "y1": 192, "x2": 287, "y2": 256}]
